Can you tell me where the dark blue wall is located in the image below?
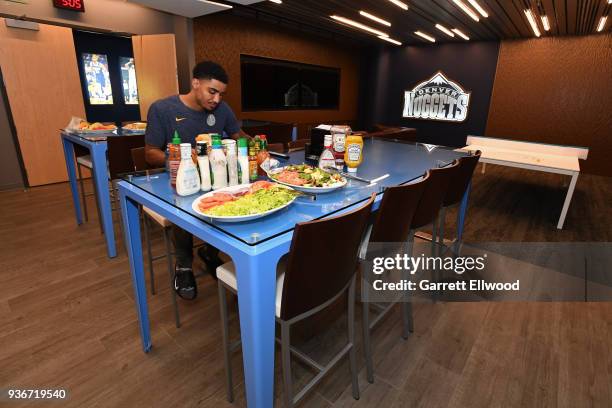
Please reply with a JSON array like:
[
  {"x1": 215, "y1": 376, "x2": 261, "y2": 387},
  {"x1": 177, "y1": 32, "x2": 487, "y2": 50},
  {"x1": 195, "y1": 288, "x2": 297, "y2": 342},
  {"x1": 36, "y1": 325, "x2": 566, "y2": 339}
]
[{"x1": 367, "y1": 41, "x2": 500, "y2": 147}]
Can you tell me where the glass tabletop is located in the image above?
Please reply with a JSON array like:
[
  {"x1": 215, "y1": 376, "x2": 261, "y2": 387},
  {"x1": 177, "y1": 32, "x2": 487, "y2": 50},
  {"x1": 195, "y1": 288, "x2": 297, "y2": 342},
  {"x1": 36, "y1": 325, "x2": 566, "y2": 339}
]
[
  {"x1": 121, "y1": 138, "x2": 468, "y2": 246},
  {"x1": 61, "y1": 128, "x2": 144, "y2": 142}
]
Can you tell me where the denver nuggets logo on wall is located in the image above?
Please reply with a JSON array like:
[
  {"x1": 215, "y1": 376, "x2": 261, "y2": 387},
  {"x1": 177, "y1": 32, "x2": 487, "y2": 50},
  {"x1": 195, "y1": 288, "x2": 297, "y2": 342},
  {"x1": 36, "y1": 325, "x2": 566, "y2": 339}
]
[{"x1": 402, "y1": 72, "x2": 471, "y2": 122}]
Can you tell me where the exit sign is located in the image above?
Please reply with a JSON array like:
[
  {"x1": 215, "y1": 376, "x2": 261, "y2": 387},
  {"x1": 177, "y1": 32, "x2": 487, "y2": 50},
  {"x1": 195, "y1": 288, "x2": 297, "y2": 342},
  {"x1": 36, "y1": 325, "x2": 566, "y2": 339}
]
[{"x1": 53, "y1": 0, "x2": 85, "y2": 12}]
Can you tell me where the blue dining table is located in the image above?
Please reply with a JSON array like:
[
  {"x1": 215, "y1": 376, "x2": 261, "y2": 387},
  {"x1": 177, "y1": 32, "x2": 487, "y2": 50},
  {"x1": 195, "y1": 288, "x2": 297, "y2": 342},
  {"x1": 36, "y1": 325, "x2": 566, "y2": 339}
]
[
  {"x1": 117, "y1": 138, "x2": 469, "y2": 407},
  {"x1": 61, "y1": 129, "x2": 144, "y2": 258}
]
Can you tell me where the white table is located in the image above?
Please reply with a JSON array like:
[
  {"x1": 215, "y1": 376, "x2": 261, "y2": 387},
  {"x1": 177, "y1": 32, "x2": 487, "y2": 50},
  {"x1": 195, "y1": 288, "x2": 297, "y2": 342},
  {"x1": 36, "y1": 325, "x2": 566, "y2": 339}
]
[{"x1": 462, "y1": 136, "x2": 589, "y2": 230}]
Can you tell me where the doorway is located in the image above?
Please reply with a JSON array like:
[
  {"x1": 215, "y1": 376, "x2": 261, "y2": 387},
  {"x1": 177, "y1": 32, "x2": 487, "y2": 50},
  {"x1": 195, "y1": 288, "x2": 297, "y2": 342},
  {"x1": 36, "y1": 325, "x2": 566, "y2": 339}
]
[{"x1": 73, "y1": 30, "x2": 141, "y2": 125}]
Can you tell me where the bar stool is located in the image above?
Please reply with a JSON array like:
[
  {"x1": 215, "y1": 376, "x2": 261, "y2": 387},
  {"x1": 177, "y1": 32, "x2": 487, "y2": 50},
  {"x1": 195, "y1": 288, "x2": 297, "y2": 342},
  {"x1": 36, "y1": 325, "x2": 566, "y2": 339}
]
[
  {"x1": 437, "y1": 151, "x2": 481, "y2": 255},
  {"x1": 216, "y1": 194, "x2": 376, "y2": 407},
  {"x1": 360, "y1": 174, "x2": 428, "y2": 384},
  {"x1": 361, "y1": 161, "x2": 460, "y2": 383}
]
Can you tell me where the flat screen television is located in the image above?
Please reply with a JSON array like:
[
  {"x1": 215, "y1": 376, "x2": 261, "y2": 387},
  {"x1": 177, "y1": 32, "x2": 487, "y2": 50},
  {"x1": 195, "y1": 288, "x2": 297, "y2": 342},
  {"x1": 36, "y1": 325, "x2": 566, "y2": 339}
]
[{"x1": 241, "y1": 55, "x2": 340, "y2": 111}]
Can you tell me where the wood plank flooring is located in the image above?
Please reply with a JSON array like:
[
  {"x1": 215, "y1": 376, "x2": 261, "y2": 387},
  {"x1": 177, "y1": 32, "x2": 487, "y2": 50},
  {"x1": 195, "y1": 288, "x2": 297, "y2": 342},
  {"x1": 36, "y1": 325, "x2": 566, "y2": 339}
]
[{"x1": 0, "y1": 164, "x2": 611, "y2": 407}]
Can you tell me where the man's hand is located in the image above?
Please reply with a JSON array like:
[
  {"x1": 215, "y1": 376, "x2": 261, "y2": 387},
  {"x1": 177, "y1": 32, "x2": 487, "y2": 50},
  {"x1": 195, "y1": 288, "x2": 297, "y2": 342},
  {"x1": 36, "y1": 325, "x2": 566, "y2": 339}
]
[
  {"x1": 145, "y1": 144, "x2": 166, "y2": 168},
  {"x1": 231, "y1": 129, "x2": 252, "y2": 141}
]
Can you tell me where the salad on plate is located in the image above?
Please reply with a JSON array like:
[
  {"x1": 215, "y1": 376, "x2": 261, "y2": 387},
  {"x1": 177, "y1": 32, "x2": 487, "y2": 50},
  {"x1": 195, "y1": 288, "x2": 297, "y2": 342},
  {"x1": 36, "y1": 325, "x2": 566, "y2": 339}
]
[
  {"x1": 193, "y1": 181, "x2": 299, "y2": 221},
  {"x1": 268, "y1": 164, "x2": 347, "y2": 193}
]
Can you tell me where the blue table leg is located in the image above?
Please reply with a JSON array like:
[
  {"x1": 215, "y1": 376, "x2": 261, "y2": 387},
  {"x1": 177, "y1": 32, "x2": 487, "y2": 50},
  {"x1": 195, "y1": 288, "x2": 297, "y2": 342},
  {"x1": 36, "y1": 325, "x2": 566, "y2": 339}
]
[
  {"x1": 457, "y1": 181, "x2": 471, "y2": 243},
  {"x1": 91, "y1": 145, "x2": 117, "y2": 258},
  {"x1": 234, "y1": 247, "x2": 286, "y2": 408},
  {"x1": 61, "y1": 137, "x2": 83, "y2": 225},
  {"x1": 120, "y1": 187, "x2": 152, "y2": 353}
]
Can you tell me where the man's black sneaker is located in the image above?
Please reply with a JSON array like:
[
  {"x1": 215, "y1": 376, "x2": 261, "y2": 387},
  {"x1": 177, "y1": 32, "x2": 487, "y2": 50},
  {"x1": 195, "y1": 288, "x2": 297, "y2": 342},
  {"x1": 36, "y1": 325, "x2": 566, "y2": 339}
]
[
  {"x1": 174, "y1": 266, "x2": 198, "y2": 300},
  {"x1": 197, "y1": 246, "x2": 222, "y2": 280}
]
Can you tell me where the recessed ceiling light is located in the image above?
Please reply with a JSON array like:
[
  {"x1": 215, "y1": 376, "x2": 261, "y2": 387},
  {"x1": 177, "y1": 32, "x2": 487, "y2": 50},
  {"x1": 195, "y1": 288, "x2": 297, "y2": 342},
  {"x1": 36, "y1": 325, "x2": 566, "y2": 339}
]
[
  {"x1": 360, "y1": 11, "x2": 392, "y2": 27},
  {"x1": 541, "y1": 15, "x2": 550, "y2": 31},
  {"x1": 524, "y1": 9, "x2": 541, "y2": 37},
  {"x1": 378, "y1": 35, "x2": 403, "y2": 45},
  {"x1": 387, "y1": 0, "x2": 408, "y2": 11},
  {"x1": 467, "y1": 0, "x2": 488, "y2": 18},
  {"x1": 330, "y1": 15, "x2": 389, "y2": 37},
  {"x1": 452, "y1": 0, "x2": 480, "y2": 22},
  {"x1": 268, "y1": 0, "x2": 282, "y2": 4},
  {"x1": 435, "y1": 24, "x2": 455, "y2": 37},
  {"x1": 452, "y1": 28, "x2": 470, "y2": 40},
  {"x1": 199, "y1": 0, "x2": 233, "y2": 9},
  {"x1": 414, "y1": 31, "x2": 436, "y2": 43},
  {"x1": 596, "y1": 16, "x2": 608, "y2": 32}
]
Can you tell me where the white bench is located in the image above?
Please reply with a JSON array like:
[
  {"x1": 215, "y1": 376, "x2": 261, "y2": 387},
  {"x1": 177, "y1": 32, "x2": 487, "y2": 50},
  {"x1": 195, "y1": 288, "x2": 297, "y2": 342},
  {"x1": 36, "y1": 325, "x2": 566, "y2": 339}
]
[{"x1": 462, "y1": 136, "x2": 589, "y2": 230}]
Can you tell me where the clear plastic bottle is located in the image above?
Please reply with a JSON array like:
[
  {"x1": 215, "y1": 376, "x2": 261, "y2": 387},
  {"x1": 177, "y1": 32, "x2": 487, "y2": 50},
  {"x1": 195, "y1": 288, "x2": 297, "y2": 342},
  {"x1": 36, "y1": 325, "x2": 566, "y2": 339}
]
[
  {"x1": 196, "y1": 141, "x2": 212, "y2": 192},
  {"x1": 318, "y1": 134, "x2": 336, "y2": 170},
  {"x1": 226, "y1": 141, "x2": 239, "y2": 186},
  {"x1": 176, "y1": 143, "x2": 200, "y2": 196},
  {"x1": 210, "y1": 138, "x2": 228, "y2": 190}
]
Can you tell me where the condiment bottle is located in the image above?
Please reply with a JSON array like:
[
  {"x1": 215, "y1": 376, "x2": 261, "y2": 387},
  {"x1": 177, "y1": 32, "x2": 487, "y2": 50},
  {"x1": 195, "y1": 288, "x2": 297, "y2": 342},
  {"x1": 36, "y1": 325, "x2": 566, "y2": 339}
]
[
  {"x1": 196, "y1": 141, "x2": 211, "y2": 192},
  {"x1": 318, "y1": 134, "x2": 336, "y2": 170},
  {"x1": 257, "y1": 135, "x2": 271, "y2": 177},
  {"x1": 332, "y1": 131, "x2": 346, "y2": 170},
  {"x1": 210, "y1": 138, "x2": 228, "y2": 190},
  {"x1": 168, "y1": 130, "x2": 182, "y2": 187},
  {"x1": 225, "y1": 140, "x2": 239, "y2": 186},
  {"x1": 176, "y1": 143, "x2": 200, "y2": 196},
  {"x1": 344, "y1": 134, "x2": 364, "y2": 173},
  {"x1": 238, "y1": 138, "x2": 250, "y2": 185},
  {"x1": 248, "y1": 139, "x2": 258, "y2": 182}
]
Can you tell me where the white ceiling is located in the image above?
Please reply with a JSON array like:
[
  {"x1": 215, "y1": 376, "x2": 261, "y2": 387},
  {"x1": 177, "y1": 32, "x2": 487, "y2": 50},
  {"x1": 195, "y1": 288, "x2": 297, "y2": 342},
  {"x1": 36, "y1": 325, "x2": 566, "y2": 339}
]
[{"x1": 128, "y1": 0, "x2": 264, "y2": 19}]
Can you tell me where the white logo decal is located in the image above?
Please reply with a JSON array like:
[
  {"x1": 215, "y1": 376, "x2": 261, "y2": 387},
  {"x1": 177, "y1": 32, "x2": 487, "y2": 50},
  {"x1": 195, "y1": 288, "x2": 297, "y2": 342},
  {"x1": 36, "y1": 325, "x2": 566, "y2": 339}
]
[
  {"x1": 206, "y1": 114, "x2": 216, "y2": 127},
  {"x1": 422, "y1": 144, "x2": 437, "y2": 152},
  {"x1": 402, "y1": 72, "x2": 471, "y2": 122}
]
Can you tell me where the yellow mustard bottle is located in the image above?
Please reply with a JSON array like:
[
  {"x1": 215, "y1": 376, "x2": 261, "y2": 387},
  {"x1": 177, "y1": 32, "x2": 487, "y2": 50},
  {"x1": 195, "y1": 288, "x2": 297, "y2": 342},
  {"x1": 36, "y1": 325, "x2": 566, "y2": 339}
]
[{"x1": 344, "y1": 134, "x2": 364, "y2": 173}]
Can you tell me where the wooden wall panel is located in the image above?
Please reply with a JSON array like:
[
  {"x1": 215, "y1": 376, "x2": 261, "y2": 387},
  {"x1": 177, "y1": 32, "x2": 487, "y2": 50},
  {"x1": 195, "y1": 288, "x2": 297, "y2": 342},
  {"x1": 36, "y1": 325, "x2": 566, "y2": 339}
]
[
  {"x1": 486, "y1": 34, "x2": 612, "y2": 176},
  {"x1": 133, "y1": 34, "x2": 179, "y2": 120},
  {"x1": 192, "y1": 13, "x2": 360, "y2": 135},
  {"x1": 0, "y1": 20, "x2": 86, "y2": 186}
]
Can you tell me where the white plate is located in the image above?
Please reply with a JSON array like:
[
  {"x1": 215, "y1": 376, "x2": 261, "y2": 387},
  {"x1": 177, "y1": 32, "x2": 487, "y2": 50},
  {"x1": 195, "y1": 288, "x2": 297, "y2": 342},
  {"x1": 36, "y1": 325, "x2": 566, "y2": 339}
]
[
  {"x1": 191, "y1": 183, "x2": 297, "y2": 223},
  {"x1": 73, "y1": 128, "x2": 117, "y2": 134},
  {"x1": 268, "y1": 166, "x2": 347, "y2": 194},
  {"x1": 121, "y1": 128, "x2": 146, "y2": 135}
]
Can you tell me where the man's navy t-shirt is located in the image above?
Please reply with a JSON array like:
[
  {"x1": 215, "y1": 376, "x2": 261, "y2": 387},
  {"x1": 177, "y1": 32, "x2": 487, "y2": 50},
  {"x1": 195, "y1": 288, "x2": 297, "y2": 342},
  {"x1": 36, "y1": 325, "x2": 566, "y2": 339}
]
[{"x1": 145, "y1": 95, "x2": 240, "y2": 149}]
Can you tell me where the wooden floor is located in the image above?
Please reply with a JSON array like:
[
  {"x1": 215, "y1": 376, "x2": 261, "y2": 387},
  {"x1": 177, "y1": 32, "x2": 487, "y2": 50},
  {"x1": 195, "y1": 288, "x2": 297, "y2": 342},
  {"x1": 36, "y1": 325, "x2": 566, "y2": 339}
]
[{"x1": 1, "y1": 164, "x2": 611, "y2": 408}]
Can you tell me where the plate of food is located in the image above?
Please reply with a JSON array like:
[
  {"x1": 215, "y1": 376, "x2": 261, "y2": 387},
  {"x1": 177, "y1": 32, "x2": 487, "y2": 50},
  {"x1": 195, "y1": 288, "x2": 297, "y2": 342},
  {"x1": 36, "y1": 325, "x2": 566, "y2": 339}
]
[
  {"x1": 74, "y1": 121, "x2": 117, "y2": 134},
  {"x1": 121, "y1": 122, "x2": 147, "y2": 134},
  {"x1": 192, "y1": 181, "x2": 299, "y2": 222},
  {"x1": 268, "y1": 164, "x2": 347, "y2": 193}
]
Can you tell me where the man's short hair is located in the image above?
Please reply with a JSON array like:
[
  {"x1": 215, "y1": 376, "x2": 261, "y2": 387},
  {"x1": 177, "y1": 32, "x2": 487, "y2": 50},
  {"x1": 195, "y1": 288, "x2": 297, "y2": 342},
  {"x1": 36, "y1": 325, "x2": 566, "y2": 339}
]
[{"x1": 192, "y1": 61, "x2": 228, "y2": 84}]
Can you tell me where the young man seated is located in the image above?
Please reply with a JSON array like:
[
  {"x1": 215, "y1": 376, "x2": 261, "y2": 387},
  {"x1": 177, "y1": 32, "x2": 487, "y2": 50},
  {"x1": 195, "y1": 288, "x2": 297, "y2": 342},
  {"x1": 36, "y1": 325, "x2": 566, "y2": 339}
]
[{"x1": 144, "y1": 61, "x2": 249, "y2": 300}]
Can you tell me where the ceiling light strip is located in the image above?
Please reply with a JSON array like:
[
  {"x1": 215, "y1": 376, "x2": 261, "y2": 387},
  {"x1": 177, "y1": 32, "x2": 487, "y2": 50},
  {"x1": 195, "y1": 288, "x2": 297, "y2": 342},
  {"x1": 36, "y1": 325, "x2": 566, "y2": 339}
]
[
  {"x1": 360, "y1": 11, "x2": 391, "y2": 27},
  {"x1": 414, "y1": 31, "x2": 436, "y2": 42},
  {"x1": 452, "y1": 28, "x2": 470, "y2": 40},
  {"x1": 268, "y1": 0, "x2": 282, "y2": 4},
  {"x1": 435, "y1": 24, "x2": 455, "y2": 37},
  {"x1": 378, "y1": 35, "x2": 402, "y2": 45},
  {"x1": 541, "y1": 15, "x2": 550, "y2": 31},
  {"x1": 387, "y1": 0, "x2": 408, "y2": 11},
  {"x1": 524, "y1": 9, "x2": 541, "y2": 37},
  {"x1": 467, "y1": 0, "x2": 488, "y2": 18},
  {"x1": 452, "y1": 0, "x2": 480, "y2": 22},
  {"x1": 201, "y1": 0, "x2": 233, "y2": 9},
  {"x1": 330, "y1": 15, "x2": 389, "y2": 37},
  {"x1": 596, "y1": 16, "x2": 607, "y2": 32}
]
